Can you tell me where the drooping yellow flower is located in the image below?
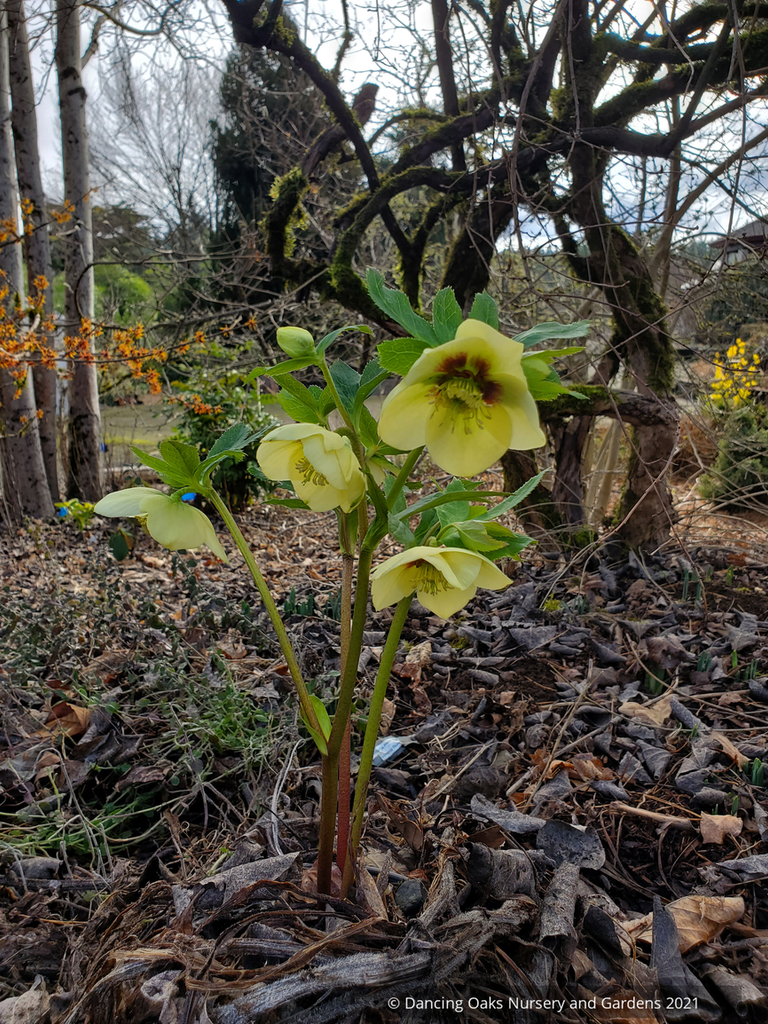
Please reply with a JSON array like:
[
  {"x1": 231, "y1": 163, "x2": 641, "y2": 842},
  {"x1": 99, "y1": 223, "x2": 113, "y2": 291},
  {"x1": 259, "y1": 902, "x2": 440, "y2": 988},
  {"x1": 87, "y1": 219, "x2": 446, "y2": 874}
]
[
  {"x1": 371, "y1": 545, "x2": 510, "y2": 618},
  {"x1": 377, "y1": 319, "x2": 546, "y2": 477},
  {"x1": 93, "y1": 488, "x2": 228, "y2": 561},
  {"x1": 257, "y1": 423, "x2": 365, "y2": 512}
]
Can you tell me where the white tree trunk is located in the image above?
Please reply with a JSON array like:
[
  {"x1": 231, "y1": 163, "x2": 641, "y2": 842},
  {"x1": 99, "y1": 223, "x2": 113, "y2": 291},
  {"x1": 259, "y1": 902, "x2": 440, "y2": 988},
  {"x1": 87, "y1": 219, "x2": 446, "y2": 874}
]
[
  {"x1": 0, "y1": 7, "x2": 54, "y2": 520},
  {"x1": 56, "y1": 0, "x2": 101, "y2": 501},
  {"x1": 8, "y1": 0, "x2": 62, "y2": 502}
]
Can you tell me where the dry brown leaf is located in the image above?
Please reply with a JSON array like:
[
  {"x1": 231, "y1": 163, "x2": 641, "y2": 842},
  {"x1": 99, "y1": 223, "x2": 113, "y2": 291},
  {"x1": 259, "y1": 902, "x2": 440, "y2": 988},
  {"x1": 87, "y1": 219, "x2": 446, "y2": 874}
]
[
  {"x1": 379, "y1": 698, "x2": 396, "y2": 736},
  {"x1": 498, "y1": 690, "x2": 517, "y2": 706},
  {"x1": 700, "y1": 813, "x2": 743, "y2": 845},
  {"x1": 626, "y1": 895, "x2": 745, "y2": 953},
  {"x1": 710, "y1": 731, "x2": 749, "y2": 769},
  {"x1": 619, "y1": 694, "x2": 673, "y2": 727},
  {"x1": 568, "y1": 753, "x2": 614, "y2": 782},
  {"x1": 35, "y1": 702, "x2": 90, "y2": 739}
]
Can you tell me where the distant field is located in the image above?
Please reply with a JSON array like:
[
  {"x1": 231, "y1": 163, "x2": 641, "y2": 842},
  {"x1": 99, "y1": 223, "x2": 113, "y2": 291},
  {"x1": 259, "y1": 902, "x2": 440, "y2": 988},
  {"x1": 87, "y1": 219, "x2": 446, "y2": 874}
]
[
  {"x1": 101, "y1": 396, "x2": 182, "y2": 467},
  {"x1": 100, "y1": 393, "x2": 386, "y2": 469}
]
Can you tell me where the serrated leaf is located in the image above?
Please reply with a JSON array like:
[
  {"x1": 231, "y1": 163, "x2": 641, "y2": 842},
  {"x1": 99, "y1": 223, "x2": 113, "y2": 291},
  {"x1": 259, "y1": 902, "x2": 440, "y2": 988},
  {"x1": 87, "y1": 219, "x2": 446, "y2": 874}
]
[
  {"x1": 388, "y1": 512, "x2": 415, "y2": 547},
  {"x1": 366, "y1": 269, "x2": 439, "y2": 345},
  {"x1": 277, "y1": 391, "x2": 322, "y2": 423},
  {"x1": 432, "y1": 288, "x2": 463, "y2": 344},
  {"x1": 469, "y1": 292, "x2": 499, "y2": 329},
  {"x1": 129, "y1": 446, "x2": 190, "y2": 488},
  {"x1": 159, "y1": 439, "x2": 200, "y2": 475},
  {"x1": 208, "y1": 423, "x2": 259, "y2": 459},
  {"x1": 474, "y1": 473, "x2": 546, "y2": 521},
  {"x1": 198, "y1": 449, "x2": 245, "y2": 483},
  {"x1": 514, "y1": 321, "x2": 590, "y2": 349},
  {"x1": 329, "y1": 360, "x2": 360, "y2": 416},
  {"x1": 360, "y1": 358, "x2": 384, "y2": 388},
  {"x1": 455, "y1": 521, "x2": 508, "y2": 551},
  {"x1": 356, "y1": 404, "x2": 380, "y2": 448},
  {"x1": 316, "y1": 324, "x2": 372, "y2": 356},
  {"x1": 436, "y1": 496, "x2": 472, "y2": 527},
  {"x1": 483, "y1": 524, "x2": 536, "y2": 558},
  {"x1": 525, "y1": 374, "x2": 587, "y2": 402},
  {"x1": 377, "y1": 337, "x2": 430, "y2": 376}
]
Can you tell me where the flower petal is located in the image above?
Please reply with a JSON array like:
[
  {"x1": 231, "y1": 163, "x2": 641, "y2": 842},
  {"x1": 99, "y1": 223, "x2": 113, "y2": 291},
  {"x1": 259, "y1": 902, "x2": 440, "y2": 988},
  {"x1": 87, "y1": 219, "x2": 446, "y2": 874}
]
[
  {"x1": 376, "y1": 379, "x2": 433, "y2": 450},
  {"x1": 371, "y1": 563, "x2": 416, "y2": 610},
  {"x1": 425, "y1": 401, "x2": 513, "y2": 477},
  {"x1": 145, "y1": 499, "x2": 228, "y2": 562},
  {"x1": 256, "y1": 437, "x2": 301, "y2": 481},
  {"x1": 93, "y1": 488, "x2": 153, "y2": 517},
  {"x1": 419, "y1": 582, "x2": 478, "y2": 618},
  {"x1": 473, "y1": 556, "x2": 511, "y2": 591}
]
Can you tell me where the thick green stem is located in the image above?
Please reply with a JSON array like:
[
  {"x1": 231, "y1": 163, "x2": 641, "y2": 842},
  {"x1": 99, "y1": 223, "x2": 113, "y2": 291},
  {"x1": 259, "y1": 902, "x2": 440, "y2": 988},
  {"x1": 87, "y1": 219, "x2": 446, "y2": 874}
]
[
  {"x1": 208, "y1": 490, "x2": 319, "y2": 735},
  {"x1": 319, "y1": 358, "x2": 355, "y2": 432},
  {"x1": 327, "y1": 545, "x2": 374, "y2": 759},
  {"x1": 349, "y1": 595, "x2": 412, "y2": 855},
  {"x1": 317, "y1": 750, "x2": 338, "y2": 895},
  {"x1": 335, "y1": 548, "x2": 355, "y2": 877},
  {"x1": 387, "y1": 446, "x2": 424, "y2": 510}
]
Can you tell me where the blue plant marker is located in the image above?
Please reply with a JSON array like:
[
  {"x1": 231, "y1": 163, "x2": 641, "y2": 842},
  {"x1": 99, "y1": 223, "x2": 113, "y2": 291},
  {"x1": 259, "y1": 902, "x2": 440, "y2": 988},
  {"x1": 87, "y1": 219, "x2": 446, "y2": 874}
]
[{"x1": 182, "y1": 492, "x2": 196, "y2": 502}]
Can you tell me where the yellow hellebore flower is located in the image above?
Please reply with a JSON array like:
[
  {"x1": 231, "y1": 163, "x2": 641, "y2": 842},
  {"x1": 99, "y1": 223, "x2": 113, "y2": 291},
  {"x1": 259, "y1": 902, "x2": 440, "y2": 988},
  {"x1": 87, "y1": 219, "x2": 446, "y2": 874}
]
[
  {"x1": 93, "y1": 489, "x2": 228, "y2": 562},
  {"x1": 257, "y1": 423, "x2": 365, "y2": 512},
  {"x1": 378, "y1": 319, "x2": 546, "y2": 477},
  {"x1": 371, "y1": 545, "x2": 510, "y2": 618}
]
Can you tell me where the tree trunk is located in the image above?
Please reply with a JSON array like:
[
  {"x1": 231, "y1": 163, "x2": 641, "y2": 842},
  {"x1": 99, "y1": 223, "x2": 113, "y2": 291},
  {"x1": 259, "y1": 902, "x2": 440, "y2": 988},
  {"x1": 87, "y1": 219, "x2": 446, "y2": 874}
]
[
  {"x1": 0, "y1": 7, "x2": 54, "y2": 520},
  {"x1": 568, "y1": 145, "x2": 678, "y2": 551},
  {"x1": 8, "y1": 0, "x2": 62, "y2": 503},
  {"x1": 56, "y1": 0, "x2": 101, "y2": 500}
]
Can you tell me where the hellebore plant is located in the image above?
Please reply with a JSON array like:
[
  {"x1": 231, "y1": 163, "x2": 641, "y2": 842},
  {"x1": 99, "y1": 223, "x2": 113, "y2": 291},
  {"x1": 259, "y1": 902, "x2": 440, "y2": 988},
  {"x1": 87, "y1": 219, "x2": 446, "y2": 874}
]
[{"x1": 94, "y1": 271, "x2": 588, "y2": 897}]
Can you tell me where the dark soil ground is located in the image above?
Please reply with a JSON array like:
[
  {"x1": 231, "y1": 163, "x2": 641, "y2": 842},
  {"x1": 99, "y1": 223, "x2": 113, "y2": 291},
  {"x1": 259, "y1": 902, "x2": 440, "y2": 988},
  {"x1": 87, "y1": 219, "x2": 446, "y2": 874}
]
[{"x1": 2, "y1": 495, "x2": 768, "y2": 1023}]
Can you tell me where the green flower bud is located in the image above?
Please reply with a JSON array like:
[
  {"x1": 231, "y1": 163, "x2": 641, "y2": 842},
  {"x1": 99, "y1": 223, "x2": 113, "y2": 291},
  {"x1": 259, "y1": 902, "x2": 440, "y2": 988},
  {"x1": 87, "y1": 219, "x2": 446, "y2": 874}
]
[{"x1": 276, "y1": 326, "x2": 315, "y2": 358}]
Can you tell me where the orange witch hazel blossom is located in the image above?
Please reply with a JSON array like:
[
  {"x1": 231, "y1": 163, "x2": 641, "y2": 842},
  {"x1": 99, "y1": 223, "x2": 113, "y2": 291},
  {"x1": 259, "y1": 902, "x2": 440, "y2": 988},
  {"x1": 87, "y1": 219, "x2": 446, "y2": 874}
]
[{"x1": 377, "y1": 319, "x2": 547, "y2": 477}]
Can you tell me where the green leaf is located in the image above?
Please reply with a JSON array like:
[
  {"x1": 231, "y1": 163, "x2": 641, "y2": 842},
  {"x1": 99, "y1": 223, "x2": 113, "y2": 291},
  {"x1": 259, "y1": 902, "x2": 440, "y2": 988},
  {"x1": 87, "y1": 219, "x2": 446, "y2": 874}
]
[
  {"x1": 377, "y1": 337, "x2": 430, "y2": 376},
  {"x1": 277, "y1": 392, "x2": 322, "y2": 423},
  {"x1": 522, "y1": 345, "x2": 585, "y2": 367},
  {"x1": 129, "y1": 446, "x2": 190, "y2": 488},
  {"x1": 483, "y1": 523, "x2": 536, "y2": 558},
  {"x1": 108, "y1": 529, "x2": 132, "y2": 561},
  {"x1": 383, "y1": 473, "x2": 407, "y2": 515},
  {"x1": 474, "y1": 473, "x2": 546, "y2": 520},
  {"x1": 453, "y1": 521, "x2": 507, "y2": 552},
  {"x1": 301, "y1": 695, "x2": 331, "y2": 754},
  {"x1": 413, "y1": 507, "x2": 438, "y2": 545},
  {"x1": 388, "y1": 512, "x2": 415, "y2": 547},
  {"x1": 267, "y1": 496, "x2": 311, "y2": 510},
  {"x1": 243, "y1": 355, "x2": 317, "y2": 384},
  {"x1": 273, "y1": 373, "x2": 322, "y2": 423},
  {"x1": 159, "y1": 439, "x2": 200, "y2": 476},
  {"x1": 469, "y1": 292, "x2": 499, "y2": 329},
  {"x1": 513, "y1": 321, "x2": 590, "y2": 349},
  {"x1": 366, "y1": 269, "x2": 439, "y2": 345},
  {"x1": 396, "y1": 484, "x2": 498, "y2": 522},
  {"x1": 209, "y1": 423, "x2": 260, "y2": 459},
  {"x1": 360, "y1": 358, "x2": 384, "y2": 389},
  {"x1": 356, "y1": 404, "x2": 380, "y2": 448},
  {"x1": 316, "y1": 324, "x2": 372, "y2": 355},
  {"x1": 329, "y1": 360, "x2": 360, "y2": 416},
  {"x1": 524, "y1": 374, "x2": 587, "y2": 403},
  {"x1": 432, "y1": 288, "x2": 463, "y2": 344}
]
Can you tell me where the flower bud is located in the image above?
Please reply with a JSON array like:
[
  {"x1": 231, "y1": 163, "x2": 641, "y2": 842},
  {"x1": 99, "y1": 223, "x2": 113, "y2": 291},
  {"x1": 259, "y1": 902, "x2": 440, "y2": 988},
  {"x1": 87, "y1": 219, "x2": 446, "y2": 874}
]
[{"x1": 276, "y1": 326, "x2": 315, "y2": 358}]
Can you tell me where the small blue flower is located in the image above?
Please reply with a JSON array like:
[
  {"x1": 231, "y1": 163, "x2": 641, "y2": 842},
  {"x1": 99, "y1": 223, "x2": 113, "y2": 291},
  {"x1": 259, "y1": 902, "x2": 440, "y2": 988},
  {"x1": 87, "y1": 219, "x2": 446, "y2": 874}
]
[
  {"x1": 57, "y1": 506, "x2": 69, "y2": 517},
  {"x1": 182, "y1": 492, "x2": 196, "y2": 502}
]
